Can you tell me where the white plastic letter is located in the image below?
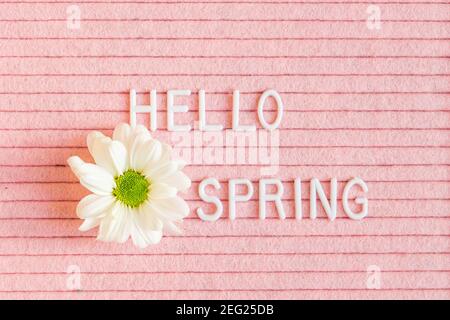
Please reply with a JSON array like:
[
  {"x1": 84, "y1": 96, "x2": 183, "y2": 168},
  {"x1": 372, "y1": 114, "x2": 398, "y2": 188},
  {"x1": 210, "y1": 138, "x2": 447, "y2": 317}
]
[
  {"x1": 294, "y1": 178, "x2": 303, "y2": 220},
  {"x1": 167, "y1": 89, "x2": 191, "y2": 132},
  {"x1": 259, "y1": 179, "x2": 285, "y2": 220},
  {"x1": 343, "y1": 177, "x2": 369, "y2": 220},
  {"x1": 130, "y1": 89, "x2": 158, "y2": 131},
  {"x1": 257, "y1": 89, "x2": 284, "y2": 131},
  {"x1": 199, "y1": 89, "x2": 223, "y2": 131},
  {"x1": 228, "y1": 179, "x2": 254, "y2": 220},
  {"x1": 197, "y1": 178, "x2": 223, "y2": 221},
  {"x1": 310, "y1": 178, "x2": 337, "y2": 221},
  {"x1": 232, "y1": 90, "x2": 256, "y2": 132}
]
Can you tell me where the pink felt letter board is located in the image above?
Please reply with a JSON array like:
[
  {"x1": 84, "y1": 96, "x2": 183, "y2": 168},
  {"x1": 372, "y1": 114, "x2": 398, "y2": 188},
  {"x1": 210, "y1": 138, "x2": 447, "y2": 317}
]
[{"x1": 0, "y1": 1, "x2": 448, "y2": 299}]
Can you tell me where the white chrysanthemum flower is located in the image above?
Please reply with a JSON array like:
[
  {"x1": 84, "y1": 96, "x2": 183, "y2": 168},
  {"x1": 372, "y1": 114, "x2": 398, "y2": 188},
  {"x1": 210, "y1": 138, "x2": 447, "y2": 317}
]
[{"x1": 67, "y1": 123, "x2": 191, "y2": 248}]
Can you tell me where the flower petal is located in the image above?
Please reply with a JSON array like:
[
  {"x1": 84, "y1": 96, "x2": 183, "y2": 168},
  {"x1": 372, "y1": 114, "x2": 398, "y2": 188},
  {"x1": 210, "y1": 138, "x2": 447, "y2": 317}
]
[
  {"x1": 130, "y1": 210, "x2": 163, "y2": 248},
  {"x1": 90, "y1": 136, "x2": 128, "y2": 176},
  {"x1": 89, "y1": 135, "x2": 112, "y2": 172},
  {"x1": 80, "y1": 169, "x2": 115, "y2": 196},
  {"x1": 128, "y1": 132, "x2": 153, "y2": 171},
  {"x1": 131, "y1": 139, "x2": 162, "y2": 172},
  {"x1": 130, "y1": 227, "x2": 162, "y2": 248},
  {"x1": 149, "y1": 183, "x2": 177, "y2": 199},
  {"x1": 163, "y1": 220, "x2": 183, "y2": 235},
  {"x1": 151, "y1": 197, "x2": 190, "y2": 220},
  {"x1": 78, "y1": 217, "x2": 101, "y2": 232},
  {"x1": 144, "y1": 161, "x2": 178, "y2": 181},
  {"x1": 159, "y1": 143, "x2": 173, "y2": 163},
  {"x1": 87, "y1": 131, "x2": 106, "y2": 156},
  {"x1": 108, "y1": 140, "x2": 128, "y2": 175},
  {"x1": 113, "y1": 123, "x2": 131, "y2": 147},
  {"x1": 97, "y1": 202, "x2": 130, "y2": 243},
  {"x1": 131, "y1": 124, "x2": 152, "y2": 140},
  {"x1": 76, "y1": 194, "x2": 115, "y2": 219},
  {"x1": 67, "y1": 156, "x2": 84, "y2": 179},
  {"x1": 174, "y1": 159, "x2": 187, "y2": 170},
  {"x1": 139, "y1": 201, "x2": 164, "y2": 231},
  {"x1": 159, "y1": 171, "x2": 191, "y2": 192},
  {"x1": 68, "y1": 156, "x2": 115, "y2": 195}
]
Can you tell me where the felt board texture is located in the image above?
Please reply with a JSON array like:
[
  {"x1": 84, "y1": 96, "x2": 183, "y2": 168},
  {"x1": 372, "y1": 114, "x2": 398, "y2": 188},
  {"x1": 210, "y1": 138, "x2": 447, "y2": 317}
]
[{"x1": 0, "y1": 0, "x2": 449, "y2": 299}]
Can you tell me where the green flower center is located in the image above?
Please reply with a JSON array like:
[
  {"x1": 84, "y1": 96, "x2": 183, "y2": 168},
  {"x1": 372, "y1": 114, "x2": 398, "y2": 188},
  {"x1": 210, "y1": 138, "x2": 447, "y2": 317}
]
[{"x1": 112, "y1": 169, "x2": 150, "y2": 208}]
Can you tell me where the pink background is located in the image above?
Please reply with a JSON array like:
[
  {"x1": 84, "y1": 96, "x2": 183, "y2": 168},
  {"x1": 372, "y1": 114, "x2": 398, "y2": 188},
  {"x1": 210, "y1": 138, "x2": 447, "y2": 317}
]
[{"x1": 0, "y1": 0, "x2": 449, "y2": 299}]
